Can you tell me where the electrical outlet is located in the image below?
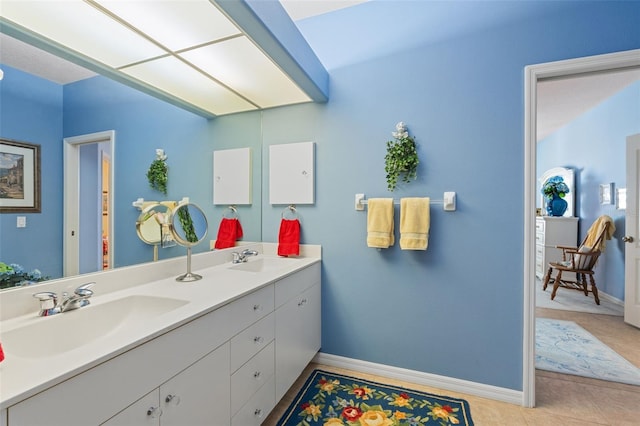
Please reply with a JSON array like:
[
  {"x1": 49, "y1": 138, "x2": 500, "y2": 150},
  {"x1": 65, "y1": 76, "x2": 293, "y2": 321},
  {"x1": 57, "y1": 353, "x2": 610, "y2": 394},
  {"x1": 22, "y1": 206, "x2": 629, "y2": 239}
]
[{"x1": 17, "y1": 216, "x2": 26, "y2": 228}]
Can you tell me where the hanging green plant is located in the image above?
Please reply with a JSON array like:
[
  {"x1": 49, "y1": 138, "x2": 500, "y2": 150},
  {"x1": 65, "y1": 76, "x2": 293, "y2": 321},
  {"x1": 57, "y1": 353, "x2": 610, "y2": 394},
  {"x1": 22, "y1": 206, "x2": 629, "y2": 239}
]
[
  {"x1": 384, "y1": 122, "x2": 419, "y2": 191},
  {"x1": 146, "y1": 149, "x2": 168, "y2": 195}
]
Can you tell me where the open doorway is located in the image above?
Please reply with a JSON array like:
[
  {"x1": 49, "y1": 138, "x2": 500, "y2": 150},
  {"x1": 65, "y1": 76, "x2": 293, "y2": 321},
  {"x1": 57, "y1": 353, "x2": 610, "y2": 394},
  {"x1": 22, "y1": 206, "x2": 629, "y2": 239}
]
[
  {"x1": 523, "y1": 49, "x2": 640, "y2": 407},
  {"x1": 64, "y1": 130, "x2": 115, "y2": 277}
]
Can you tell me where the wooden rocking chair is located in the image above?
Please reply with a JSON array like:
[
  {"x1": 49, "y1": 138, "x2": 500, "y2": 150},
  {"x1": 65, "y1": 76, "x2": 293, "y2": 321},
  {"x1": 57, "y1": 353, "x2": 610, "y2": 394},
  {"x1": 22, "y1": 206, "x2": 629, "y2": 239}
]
[{"x1": 542, "y1": 215, "x2": 615, "y2": 305}]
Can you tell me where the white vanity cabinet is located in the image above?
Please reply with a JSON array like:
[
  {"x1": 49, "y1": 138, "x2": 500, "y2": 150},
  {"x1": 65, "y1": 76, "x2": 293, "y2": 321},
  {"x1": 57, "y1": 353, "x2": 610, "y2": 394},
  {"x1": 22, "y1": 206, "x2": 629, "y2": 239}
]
[
  {"x1": 535, "y1": 216, "x2": 578, "y2": 279},
  {"x1": 6, "y1": 284, "x2": 273, "y2": 426},
  {"x1": 275, "y1": 262, "x2": 322, "y2": 401},
  {"x1": 4, "y1": 259, "x2": 322, "y2": 426}
]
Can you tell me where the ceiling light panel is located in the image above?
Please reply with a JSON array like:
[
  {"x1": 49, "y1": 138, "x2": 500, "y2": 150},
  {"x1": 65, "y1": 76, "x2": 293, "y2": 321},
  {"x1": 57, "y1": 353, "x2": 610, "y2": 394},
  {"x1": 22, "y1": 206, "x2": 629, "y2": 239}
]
[
  {"x1": 95, "y1": 0, "x2": 241, "y2": 52},
  {"x1": 121, "y1": 55, "x2": 257, "y2": 115},
  {"x1": 0, "y1": 1, "x2": 165, "y2": 68},
  {"x1": 181, "y1": 36, "x2": 311, "y2": 108}
]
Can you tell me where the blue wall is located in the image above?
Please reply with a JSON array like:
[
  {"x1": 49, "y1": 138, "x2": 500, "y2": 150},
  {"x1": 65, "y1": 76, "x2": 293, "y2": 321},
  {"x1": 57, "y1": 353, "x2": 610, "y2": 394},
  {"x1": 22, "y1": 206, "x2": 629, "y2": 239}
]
[
  {"x1": 538, "y1": 81, "x2": 640, "y2": 300},
  {"x1": 257, "y1": 1, "x2": 639, "y2": 390},
  {"x1": 0, "y1": 66, "x2": 64, "y2": 278}
]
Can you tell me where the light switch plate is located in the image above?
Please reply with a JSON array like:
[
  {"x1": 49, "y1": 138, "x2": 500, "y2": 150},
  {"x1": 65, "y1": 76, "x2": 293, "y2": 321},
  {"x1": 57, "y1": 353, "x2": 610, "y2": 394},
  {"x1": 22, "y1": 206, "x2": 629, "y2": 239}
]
[{"x1": 17, "y1": 216, "x2": 26, "y2": 228}]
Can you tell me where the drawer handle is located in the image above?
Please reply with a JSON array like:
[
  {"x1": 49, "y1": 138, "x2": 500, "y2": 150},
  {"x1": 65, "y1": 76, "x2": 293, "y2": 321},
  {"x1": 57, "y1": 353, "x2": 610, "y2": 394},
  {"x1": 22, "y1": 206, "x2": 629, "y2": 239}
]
[
  {"x1": 254, "y1": 336, "x2": 264, "y2": 344},
  {"x1": 298, "y1": 298, "x2": 307, "y2": 307},
  {"x1": 165, "y1": 394, "x2": 181, "y2": 406},
  {"x1": 254, "y1": 408, "x2": 263, "y2": 418},
  {"x1": 147, "y1": 406, "x2": 162, "y2": 418},
  {"x1": 253, "y1": 371, "x2": 261, "y2": 379},
  {"x1": 253, "y1": 304, "x2": 262, "y2": 311}
]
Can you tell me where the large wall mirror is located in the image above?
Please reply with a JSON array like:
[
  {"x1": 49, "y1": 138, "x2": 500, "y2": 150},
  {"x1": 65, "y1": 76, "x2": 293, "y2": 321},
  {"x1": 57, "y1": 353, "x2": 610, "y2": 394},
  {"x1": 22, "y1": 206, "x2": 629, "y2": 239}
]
[{"x1": 0, "y1": 31, "x2": 263, "y2": 291}]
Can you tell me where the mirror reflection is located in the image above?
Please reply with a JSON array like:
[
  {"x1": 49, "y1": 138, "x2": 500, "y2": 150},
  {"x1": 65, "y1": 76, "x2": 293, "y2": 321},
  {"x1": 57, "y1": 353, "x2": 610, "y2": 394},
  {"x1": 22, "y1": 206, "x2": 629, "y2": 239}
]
[
  {"x1": 0, "y1": 32, "x2": 263, "y2": 291},
  {"x1": 135, "y1": 202, "x2": 176, "y2": 261},
  {"x1": 171, "y1": 203, "x2": 208, "y2": 247},
  {"x1": 170, "y1": 203, "x2": 208, "y2": 282}
]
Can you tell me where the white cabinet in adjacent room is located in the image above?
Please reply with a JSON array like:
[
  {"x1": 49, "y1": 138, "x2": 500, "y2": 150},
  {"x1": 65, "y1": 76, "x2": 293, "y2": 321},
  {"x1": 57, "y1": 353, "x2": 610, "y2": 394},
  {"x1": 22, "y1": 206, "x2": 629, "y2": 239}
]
[{"x1": 535, "y1": 216, "x2": 578, "y2": 279}]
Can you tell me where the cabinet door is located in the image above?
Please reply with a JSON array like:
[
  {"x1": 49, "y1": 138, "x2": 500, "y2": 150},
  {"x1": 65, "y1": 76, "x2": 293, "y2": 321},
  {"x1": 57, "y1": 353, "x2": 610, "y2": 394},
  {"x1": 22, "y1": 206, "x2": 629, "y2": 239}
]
[
  {"x1": 275, "y1": 282, "x2": 321, "y2": 401},
  {"x1": 300, "y1": 283, "x2": 321, "y2": 364},
  {"x1": 101, "y1": 390, "x2": 160, "y2": 426},
  {"x1": 160, "y1": 342, "x2": 231, "y2": 426}
]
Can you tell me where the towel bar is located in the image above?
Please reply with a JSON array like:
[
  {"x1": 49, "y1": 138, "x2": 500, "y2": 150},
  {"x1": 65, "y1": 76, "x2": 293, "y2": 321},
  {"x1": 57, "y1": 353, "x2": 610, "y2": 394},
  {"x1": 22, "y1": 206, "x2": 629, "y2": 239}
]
[{"x1": 354, "y1": 192, "x2": 456, "y2": 211}]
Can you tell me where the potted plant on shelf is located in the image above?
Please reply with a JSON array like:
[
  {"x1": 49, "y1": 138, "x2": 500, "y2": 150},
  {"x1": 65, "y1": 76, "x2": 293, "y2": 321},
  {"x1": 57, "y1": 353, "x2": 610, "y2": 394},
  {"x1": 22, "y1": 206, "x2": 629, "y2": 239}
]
[{"x1": 384, "y1": 122, "x2": 419, "y2": 191}]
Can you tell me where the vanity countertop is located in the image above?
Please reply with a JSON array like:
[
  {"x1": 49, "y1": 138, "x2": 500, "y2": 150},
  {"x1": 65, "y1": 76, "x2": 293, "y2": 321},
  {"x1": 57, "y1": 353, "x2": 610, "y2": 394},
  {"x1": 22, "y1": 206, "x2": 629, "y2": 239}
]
[{"x1": 0, "y1": 244, "x2": 320, "y2": 409}]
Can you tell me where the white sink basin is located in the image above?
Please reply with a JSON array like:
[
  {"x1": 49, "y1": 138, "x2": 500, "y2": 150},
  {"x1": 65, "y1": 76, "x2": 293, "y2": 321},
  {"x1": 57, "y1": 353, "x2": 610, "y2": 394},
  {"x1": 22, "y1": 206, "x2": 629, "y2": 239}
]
[
  {"x1": 1, "y1": 295, "x2": 188, "y2": 359},
  {"x1": 230, "y1": 257, "x2": 296, "y2": 273}
]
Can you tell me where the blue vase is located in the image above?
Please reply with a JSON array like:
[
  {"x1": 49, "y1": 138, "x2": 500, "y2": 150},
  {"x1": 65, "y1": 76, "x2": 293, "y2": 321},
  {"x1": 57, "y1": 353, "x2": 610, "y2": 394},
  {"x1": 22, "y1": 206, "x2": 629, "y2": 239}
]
[{"x1": 547, "y1": 194, "x2": 568, "y2": 216}]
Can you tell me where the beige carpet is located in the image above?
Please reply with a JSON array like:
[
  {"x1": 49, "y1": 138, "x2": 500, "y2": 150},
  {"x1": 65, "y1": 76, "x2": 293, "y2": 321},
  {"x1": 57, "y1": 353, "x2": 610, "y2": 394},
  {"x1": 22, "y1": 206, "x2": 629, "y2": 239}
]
[{"x1": 536, "y1": 279, "x2": 623, "y2": 316}]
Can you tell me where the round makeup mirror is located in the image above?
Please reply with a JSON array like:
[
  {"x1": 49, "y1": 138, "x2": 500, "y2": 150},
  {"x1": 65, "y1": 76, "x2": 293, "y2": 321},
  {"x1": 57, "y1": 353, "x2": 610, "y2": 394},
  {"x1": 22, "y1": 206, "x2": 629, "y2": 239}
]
[
  {"x1": 170, "y1": 203, "x2": 208, "y2": 282},
  {"x1": 136, "y1": 203, "x2": 175, "y2": 261}
]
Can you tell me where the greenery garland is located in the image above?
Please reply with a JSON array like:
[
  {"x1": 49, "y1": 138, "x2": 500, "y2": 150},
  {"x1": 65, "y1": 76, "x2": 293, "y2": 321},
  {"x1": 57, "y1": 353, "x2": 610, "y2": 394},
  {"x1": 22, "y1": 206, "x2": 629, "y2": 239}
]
[
  {"x1": 147, "y1": 149, "x2": 168, "y2": 195},
  {"x1": 384, "y1": 122, "x2": 419, "y2": 191}
]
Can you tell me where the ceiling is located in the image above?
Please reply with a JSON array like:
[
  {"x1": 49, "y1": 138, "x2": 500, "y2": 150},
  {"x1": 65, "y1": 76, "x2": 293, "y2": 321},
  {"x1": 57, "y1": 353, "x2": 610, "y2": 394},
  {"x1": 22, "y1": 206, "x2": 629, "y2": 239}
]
[
  {"x1": 0, "y1": 0, "x2": 336, "y2": 117},
  {"x1": 1, "y1": 0, "x2": 638, "y2": 136},
  {"x1": 537, "y1": 67, "x2": 640, "y2": 140}
]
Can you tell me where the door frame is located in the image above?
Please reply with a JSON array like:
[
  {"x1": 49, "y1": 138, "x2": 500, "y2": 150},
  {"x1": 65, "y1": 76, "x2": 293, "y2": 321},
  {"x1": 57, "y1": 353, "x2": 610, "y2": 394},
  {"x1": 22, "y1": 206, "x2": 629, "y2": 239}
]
[
  {"x1": 523, "y1": 49, "x2": 640, "y2": 408},
  {"x1": 63, "y1": 130, "x2": 115, "y2": 276},
  {"x1": 625, "y1": 134, "x2": 640, "y2": 327}
]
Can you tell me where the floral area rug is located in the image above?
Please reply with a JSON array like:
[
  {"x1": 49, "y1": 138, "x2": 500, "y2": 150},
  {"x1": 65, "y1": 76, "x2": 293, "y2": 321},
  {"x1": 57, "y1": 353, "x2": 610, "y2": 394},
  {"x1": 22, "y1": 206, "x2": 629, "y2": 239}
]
[
  {"x1": 276, "y1": 369, "x2": 474, "y2": 426},
  {"x1": 536, "y1": 318, "x2": 640, "y2": 386}
]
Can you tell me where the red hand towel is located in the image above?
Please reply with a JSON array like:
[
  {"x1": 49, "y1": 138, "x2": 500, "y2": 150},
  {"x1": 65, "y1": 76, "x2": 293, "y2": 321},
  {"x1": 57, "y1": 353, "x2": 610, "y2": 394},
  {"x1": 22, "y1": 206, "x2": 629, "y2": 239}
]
[
  {"x1": 278, "y1": 218, "x2": 300, "y2": 257},
  {"x1": 0, "y1": 341, "x2": 5, "y2": 362},
  {"x1": 214, "y1": 218, "x2": 243, "y2": 249}
]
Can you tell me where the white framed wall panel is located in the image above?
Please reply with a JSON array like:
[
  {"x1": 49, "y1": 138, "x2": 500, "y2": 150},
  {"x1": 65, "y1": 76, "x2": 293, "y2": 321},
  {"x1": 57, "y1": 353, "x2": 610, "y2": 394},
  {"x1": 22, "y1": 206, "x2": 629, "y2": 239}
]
[
  {"x1": 269, "y1": 142, "x2": 315, "y2": 205},
  {"x1": 213, "y1": 147, "x2": 252, "y2": 205}
]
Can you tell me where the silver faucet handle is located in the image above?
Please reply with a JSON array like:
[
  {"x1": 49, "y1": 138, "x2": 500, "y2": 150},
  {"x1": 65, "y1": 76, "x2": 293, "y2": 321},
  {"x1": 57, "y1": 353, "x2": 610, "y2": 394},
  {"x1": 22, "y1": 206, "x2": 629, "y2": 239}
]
[
  {"x1": 33, "y1": 291, "x2": 57, "y2": 310},
  {"x1": 232, "y1": 252, "x2": 241, "y2": 263},
  {"x1": 74, "y1": 282, "x2": 95, "y2": 298}
]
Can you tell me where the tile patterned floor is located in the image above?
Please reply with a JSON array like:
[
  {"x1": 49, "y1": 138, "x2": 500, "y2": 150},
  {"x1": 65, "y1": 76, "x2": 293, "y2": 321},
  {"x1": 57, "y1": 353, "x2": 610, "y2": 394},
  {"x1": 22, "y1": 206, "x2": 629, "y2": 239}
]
[{"x1": 264, "y1": 307, "x2": 640, "y2": 426}]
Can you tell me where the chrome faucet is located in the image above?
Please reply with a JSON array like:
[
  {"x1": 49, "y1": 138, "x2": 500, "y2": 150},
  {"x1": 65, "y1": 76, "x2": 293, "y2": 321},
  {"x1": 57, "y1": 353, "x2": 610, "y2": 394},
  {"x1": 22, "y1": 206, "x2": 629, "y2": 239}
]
[
  {"x1": 33, "y1": 282, "x2": 95, "y2": 317},
  {"x1": 232, "y1": 249, "x2": 259, "y2": 264}
]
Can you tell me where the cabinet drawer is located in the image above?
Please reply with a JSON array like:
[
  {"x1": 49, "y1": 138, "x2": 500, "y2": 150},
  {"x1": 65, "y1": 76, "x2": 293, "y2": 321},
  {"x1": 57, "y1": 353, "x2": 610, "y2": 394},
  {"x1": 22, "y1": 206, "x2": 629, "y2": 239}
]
[
  {"x1": 231, "y1": 375, "x2": 275, "y2": 426},
  {"x1": 535, "y1": 232, "x2": 545, "y2": 245},
  {"x1": 275, "y1": 262, "x2": 321, "y2": 308},
  {"x1": 227, "y1": 284, "x2": 274, "y2": 338},
  {"x1": 230, "y1": 312, "x2": 275, "y2": 373},
  {"x1": 231, "y1": 341, "x2": 275, "y2": 416},
  {"x1": 535, "y1": 219, "x2": 545, "y2": 233}
]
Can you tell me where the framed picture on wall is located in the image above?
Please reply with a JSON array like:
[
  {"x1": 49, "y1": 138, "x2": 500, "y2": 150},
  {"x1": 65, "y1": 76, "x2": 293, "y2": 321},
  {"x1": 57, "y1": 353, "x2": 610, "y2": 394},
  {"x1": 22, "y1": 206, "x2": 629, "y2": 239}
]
[
  {"x1": 0, "y1": 138, "x2": 41, "y2": 213},
  {"x1": 599, "y1": 182, "x2": 614, "y2": 205}
]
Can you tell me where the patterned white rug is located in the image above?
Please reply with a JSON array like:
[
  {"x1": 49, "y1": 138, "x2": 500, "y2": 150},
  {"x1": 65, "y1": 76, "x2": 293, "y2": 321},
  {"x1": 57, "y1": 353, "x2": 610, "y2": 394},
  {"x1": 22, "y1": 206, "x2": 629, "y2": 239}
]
[
  {"x1": 536, "y1": 279, "x2": 623, "y2": 316},
  {"x1": 536, "y1": 318, "x2": 640, "y2": 386}
]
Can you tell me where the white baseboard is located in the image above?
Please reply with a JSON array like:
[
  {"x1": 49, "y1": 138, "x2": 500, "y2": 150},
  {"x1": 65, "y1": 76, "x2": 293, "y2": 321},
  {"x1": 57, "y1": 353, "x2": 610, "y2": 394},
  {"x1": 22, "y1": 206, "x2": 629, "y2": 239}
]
[
  {"x1": 599, "y1": 291, "x2": 624, "y2": 306},
  {"x1": 313, "y1": 352, "x2": 524, "y2": 406}
]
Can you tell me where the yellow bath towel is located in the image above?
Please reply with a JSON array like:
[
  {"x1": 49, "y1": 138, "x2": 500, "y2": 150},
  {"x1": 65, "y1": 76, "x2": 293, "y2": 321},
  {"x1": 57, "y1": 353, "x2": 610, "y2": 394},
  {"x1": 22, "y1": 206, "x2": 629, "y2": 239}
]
[
  {"x1": 400, "y1": 197, "x2": 430, "y2": 250},
  {"x1": 584, "y1": 215, "x2": 616, "y2": 251},
  {"x1": 367, "y1": 198, "x2": 395, "y2": 248}
]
